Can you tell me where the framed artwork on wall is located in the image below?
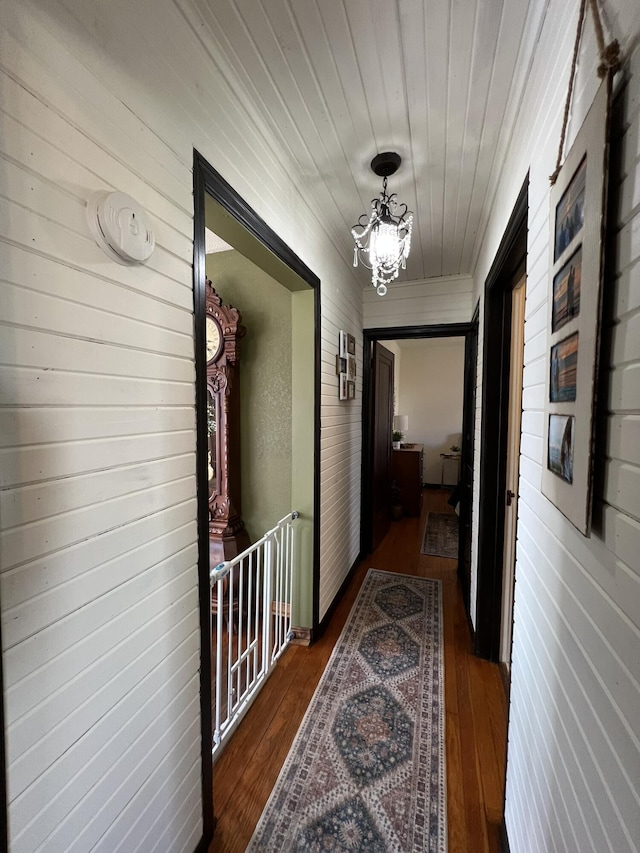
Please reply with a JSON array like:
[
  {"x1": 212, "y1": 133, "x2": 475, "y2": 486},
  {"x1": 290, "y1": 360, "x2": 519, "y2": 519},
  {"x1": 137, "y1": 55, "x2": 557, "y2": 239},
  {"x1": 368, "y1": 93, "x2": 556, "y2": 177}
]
[
  {"x1": 541, "y1": 77, "x2": 611, "y2": 536},
  {"x1": 338, "y1": 331, "x2": 356, "y2": 400},
  {"x1": 552, "y1": 246, "x2": 582, "y2": 332},
  {"x1": 339, "y1": 372, "x2": 348, "y2": 401},
  {"x1": 347, "y1": 354, "x2": 356, "y2": 380}
]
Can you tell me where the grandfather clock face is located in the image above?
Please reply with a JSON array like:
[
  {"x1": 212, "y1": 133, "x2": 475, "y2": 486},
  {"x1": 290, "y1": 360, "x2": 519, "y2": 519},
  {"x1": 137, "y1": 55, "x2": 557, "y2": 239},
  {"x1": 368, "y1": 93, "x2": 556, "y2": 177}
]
[
  {"x1": 206, "y1": 316, "x2": 222, "y2": 363},
  {"x1": 205, "y1": 280, "x2": 248, "y2": 561}
]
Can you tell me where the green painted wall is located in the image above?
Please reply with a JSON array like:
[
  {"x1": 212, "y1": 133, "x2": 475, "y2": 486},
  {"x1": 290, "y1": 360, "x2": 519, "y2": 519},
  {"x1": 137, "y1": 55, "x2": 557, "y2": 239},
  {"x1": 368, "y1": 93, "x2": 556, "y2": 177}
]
[
  {"x1": 291, "y1": 290, "x2": 315, "y2": 627},
  {"x1": 206, "y1": 251, "x2": 292, "y2": 543}
]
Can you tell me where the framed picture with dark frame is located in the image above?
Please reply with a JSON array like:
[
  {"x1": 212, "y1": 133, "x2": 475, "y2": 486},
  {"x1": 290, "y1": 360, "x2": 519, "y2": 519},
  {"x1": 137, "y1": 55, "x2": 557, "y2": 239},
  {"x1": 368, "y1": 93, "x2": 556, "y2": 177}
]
[
  {"x1": 552, "y1": 246, "x2": 582, "y2": 332},
  {"x1": 549, "y1": 332, "x2": 578, "y2": 403},
  {"x1": 554, "y1": 156, "x2": 586, "y2": 262},
  {"x1": 541, "y1": 78, "x2": 611, "y2": 536},
  {"x1": 347, "y1": 354, "x2": 356, "y2": 380},
  {"x1": 347, "y1": 380, "x2": 356, "y2": 400}
]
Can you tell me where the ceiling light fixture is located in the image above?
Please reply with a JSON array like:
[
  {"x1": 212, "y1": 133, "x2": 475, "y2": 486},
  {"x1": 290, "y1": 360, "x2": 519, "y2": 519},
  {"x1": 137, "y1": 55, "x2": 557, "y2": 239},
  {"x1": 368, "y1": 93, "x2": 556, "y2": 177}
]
[{"x1": 351, "y1": 152, "x2": 413, "y2": 297}]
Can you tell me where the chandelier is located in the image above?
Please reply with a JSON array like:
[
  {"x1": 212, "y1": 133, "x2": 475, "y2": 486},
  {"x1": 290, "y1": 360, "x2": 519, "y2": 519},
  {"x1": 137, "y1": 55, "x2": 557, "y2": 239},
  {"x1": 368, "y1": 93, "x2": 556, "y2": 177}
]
[{"x1": 351, "y1": 152, "x2": 413, "y2": 296}]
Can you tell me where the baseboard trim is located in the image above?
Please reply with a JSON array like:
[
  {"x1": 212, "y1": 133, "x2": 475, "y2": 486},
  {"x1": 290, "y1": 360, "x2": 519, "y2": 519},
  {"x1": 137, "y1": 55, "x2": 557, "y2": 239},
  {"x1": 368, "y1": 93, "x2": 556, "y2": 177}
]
[
  {"x1": 315, "y1": 552, "x2": 362, "y2": 639},
  {"x1": 194, "y1": 822, "x2": 215, "y2": 853},
  {"x1": 499, "y1": 661, "x2": 511, "y2": 700},
  {"x1": 289, "y1": 626, "x2": 312, "y2": 646},
  {"x1": 500, "y1": 818, "x2": 511, "y2": 853}
]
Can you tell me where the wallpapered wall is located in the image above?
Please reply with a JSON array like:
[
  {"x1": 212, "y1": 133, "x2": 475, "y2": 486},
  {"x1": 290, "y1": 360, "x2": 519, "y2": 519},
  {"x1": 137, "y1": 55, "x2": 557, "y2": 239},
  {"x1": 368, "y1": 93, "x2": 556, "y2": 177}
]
[{"x1": 206, "y1": 250, "x2": 292, "y2": 542}]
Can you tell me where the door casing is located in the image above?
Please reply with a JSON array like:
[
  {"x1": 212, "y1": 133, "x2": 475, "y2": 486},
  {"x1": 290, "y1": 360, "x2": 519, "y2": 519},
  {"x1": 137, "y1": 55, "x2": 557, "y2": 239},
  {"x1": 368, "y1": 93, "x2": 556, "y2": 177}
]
[
  {"x1": 193, "y1": 151, "x2": 322, "y2": 845},
  {"x1": 361, "y1": 323, "x2": 476, "y2": 587},
  {"x1": 475, "y1": 177, "x2": 528, "y2": 663}
]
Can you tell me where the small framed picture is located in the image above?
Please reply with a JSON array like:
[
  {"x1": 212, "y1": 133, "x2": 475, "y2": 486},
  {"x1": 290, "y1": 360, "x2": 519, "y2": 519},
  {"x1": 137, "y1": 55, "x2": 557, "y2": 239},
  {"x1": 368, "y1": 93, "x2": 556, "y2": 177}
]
[
  {"x1": 347, "y1": 380, "x2": 356, "y2": 400},
  {"x1": 548, "y1": 414, "x2": 575, "y2": 484},
  {"x1": 554, "y1": 156, "x2": 586, "y2": 262},
  {"x1": 552, "y1": 246, "x2": 582, "y2": 332},
  {"x1": 550, "y1": 332, "x2": 578, "y2": 403},
  {"x1": 339, "y1": 330, "x2": 348, "y2": 358},
  {"x1": 339, "y1": 372, "x2": 348, "y2": 401},
  {"x1": 346, "y1": 333, "x2": 356, "y2": 355},
  {"x1": 347, "y1": 354, "x2": 356, "y2": 380},
  {"x1": 335, "y1": 355, "x2": 346, "y2": 375}
]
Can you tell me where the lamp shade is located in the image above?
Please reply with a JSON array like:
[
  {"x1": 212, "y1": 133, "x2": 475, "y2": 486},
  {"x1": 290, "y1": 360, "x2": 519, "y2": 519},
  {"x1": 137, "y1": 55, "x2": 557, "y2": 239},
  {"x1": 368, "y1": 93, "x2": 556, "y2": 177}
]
[{"x1": 393, "y1": 415, "x2": 408, "y2": 432}]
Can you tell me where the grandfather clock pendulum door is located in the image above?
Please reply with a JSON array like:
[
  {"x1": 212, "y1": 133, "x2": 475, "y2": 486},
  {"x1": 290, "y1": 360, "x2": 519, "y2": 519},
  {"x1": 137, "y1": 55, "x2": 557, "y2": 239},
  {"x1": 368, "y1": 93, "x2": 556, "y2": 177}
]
[{"x1": 205, "y1": 280, "x2": 250, "y2": 566}]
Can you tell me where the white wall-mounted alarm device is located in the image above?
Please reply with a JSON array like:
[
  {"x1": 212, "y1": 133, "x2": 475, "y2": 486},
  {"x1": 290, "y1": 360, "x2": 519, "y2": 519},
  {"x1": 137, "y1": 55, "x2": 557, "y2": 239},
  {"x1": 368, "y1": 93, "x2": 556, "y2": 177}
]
[{"x1": 87, "y1": 190, "x2": 155, "y2": 265}]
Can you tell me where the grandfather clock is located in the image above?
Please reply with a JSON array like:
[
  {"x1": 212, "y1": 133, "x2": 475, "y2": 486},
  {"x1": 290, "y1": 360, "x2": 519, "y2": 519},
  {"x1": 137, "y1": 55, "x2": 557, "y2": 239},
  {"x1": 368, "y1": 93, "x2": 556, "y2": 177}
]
[{"x1": 205, "y1": 280, "x2": 250, "y2": 565}]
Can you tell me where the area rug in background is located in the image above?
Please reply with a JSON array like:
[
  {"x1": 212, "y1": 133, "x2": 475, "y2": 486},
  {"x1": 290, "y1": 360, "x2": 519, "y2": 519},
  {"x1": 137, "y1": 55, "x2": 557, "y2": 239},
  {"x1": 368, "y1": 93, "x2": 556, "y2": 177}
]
[
  {"x1": 420, "y1": 512, "x2": 459, "y2": 558},
  {"x1": 247, "y1": 568, "x2": 447, "y2": 852}
]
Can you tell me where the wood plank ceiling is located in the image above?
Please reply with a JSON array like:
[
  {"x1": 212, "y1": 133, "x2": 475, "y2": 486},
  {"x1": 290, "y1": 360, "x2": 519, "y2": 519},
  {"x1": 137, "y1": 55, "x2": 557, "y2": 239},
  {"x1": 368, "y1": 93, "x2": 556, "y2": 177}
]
[{"x1": 187, "y1": 0, "x2": 547, "y2": 284}]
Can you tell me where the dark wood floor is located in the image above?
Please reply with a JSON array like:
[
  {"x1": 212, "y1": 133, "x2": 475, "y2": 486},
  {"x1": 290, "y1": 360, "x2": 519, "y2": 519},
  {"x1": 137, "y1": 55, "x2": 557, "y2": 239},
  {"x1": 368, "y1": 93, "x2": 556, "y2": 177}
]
[{"x1": 209, "y1": 489, "x2": 507, "y2": 852}]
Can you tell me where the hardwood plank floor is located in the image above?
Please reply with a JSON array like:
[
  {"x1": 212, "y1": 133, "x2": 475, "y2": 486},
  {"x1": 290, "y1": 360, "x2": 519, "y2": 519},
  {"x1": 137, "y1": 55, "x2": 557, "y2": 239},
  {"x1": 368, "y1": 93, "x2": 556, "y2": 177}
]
[{"x1": 209, "y1": 489, "x2": 507, "y2": 852}]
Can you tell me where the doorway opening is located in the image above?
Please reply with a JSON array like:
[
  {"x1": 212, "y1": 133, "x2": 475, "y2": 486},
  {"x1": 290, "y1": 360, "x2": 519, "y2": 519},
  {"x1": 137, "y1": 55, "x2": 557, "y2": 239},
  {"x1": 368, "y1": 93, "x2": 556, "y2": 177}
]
[
  {"x1": 361, "y1": 321, "x2": 478, "y2": 620},
  {"x1": 192, "y1": 152, "x2": 321, "y2": 838}
]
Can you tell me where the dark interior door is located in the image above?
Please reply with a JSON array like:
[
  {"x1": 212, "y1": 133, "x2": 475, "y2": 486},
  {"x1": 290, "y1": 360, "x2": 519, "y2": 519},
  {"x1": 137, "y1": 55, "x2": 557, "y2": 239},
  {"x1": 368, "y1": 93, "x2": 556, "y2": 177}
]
[
  {"x1": 458, "y1": 312, "x2": 479, "y2": 619},
  {"x1": 371, "y1": 342, "x2": 394, "y2": 551}
]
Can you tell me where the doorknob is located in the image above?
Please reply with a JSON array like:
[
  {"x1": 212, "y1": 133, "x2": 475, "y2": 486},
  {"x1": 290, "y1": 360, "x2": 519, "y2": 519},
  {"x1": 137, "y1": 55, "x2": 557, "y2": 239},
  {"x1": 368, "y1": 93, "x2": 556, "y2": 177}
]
[{"x1": 506, "y1": 489, "x2": 516, "y2": 506}]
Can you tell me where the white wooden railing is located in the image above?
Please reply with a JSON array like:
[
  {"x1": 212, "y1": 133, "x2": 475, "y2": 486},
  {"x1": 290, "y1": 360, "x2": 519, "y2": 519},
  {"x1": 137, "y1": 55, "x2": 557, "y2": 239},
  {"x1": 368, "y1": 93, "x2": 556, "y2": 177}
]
[{"x1": 210, "y1": 511, "x2": 299, "y2": 759}]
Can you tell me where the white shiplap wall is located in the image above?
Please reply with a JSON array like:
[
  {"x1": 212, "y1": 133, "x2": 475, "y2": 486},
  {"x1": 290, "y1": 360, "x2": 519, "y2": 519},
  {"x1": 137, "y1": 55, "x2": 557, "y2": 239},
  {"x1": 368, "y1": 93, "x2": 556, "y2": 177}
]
[
  {"x1": 363, "y1": 274, "x2": 474, "y2": 330},
  {"x1": 0, "y1": 0, "x2": 363, "y2": 850},
  {"x1": 471, "y1": 1, "x2": 640, "y2": 850}
]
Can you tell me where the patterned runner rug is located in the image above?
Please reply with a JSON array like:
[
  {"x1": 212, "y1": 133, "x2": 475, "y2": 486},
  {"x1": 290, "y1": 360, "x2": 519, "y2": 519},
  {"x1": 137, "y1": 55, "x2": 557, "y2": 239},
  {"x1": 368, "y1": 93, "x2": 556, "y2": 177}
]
[
  {"x1": 420, "y1": 512, "x2": 459, "y2": 558},
  {"x1": 248, "y1": 568, "x2": 447, "y2": 852}
]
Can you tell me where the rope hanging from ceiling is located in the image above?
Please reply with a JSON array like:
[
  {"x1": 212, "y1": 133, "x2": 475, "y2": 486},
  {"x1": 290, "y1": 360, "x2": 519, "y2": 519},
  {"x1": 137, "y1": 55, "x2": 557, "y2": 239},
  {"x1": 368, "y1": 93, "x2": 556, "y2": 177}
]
[{"x1": 549, "y1": 0, "x2": 622, "y2": 186}]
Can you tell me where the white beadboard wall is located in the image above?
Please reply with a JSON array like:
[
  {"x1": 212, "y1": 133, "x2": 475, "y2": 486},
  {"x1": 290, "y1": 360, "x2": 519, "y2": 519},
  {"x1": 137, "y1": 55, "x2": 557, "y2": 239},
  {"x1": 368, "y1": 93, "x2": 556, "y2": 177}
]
[
  {"x1": 362, "y1": 274, "x2": 474, "y2": 329},
  {"x1": 0, "y1": 1, "x2": 363, "y2": 851},
  {"x1": 471, "y1": 1, "x2": 640, "y2": 850}
]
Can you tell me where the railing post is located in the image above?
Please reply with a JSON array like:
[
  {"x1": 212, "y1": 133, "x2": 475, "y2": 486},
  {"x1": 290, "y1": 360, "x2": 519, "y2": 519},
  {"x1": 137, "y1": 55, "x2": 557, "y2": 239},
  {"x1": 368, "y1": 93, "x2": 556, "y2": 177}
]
[
  {"x1": 214, "y1": 573, "x2": 223, "y2": 749},
  {"x1": 263, "y1": 536, "x2": 273, "y2": 677},
  {"x1": 287, "y1": 518, "x2": 295, "y2": 636}
]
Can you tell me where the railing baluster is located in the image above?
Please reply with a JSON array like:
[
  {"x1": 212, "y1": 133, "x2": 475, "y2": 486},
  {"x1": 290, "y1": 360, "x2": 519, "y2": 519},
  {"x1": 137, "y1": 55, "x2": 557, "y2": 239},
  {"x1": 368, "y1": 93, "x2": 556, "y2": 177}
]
[
  {"x1": 237, "y1": 556, "x2": 244, "y2": 707},
  {"x1": 263, "y1": 535, "x2": 273, "y2": 678},
  {"x1": 252, "y1": 547, "x2": 258, "y2": 685},
  {"x1": 227, "y1": 565, "x2": 234, "y2": 716}
]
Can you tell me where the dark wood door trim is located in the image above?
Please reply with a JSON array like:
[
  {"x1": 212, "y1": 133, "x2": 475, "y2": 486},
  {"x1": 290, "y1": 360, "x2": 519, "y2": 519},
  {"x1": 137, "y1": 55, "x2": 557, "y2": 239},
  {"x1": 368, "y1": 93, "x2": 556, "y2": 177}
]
[
  {"x1": 0, "y1": 602, "x2": 7, "y2": 853},
  {"x1": 371, "y1": 343, "x2": 395, "y2": 551},
  {"x1": 458, "y1": 303, "x2": 480, "y2": 626},
  {"x1": 475, "y1": 176, "x2": 528, "y2": 662},
  {"x1": 361, "y1": 322, "x2": 474, "y2": 556},
  {"x1": 193, "y1": 151, "x2": 322, "y2": 847}
]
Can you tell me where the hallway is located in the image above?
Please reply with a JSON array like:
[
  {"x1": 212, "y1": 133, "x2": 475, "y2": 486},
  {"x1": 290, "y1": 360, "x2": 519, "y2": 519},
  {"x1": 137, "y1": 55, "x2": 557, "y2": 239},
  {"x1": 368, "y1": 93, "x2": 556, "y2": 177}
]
[{"x1": 210, "y1": 489, "x2": 508, "y2": 852}]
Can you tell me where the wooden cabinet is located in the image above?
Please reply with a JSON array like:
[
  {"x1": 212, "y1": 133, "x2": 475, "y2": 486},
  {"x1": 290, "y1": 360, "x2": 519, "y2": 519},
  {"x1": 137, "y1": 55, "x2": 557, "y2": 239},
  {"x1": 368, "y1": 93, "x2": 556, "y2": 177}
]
[{"x1": 392, "y1": 444, "x2": 424, "y2": 517}]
